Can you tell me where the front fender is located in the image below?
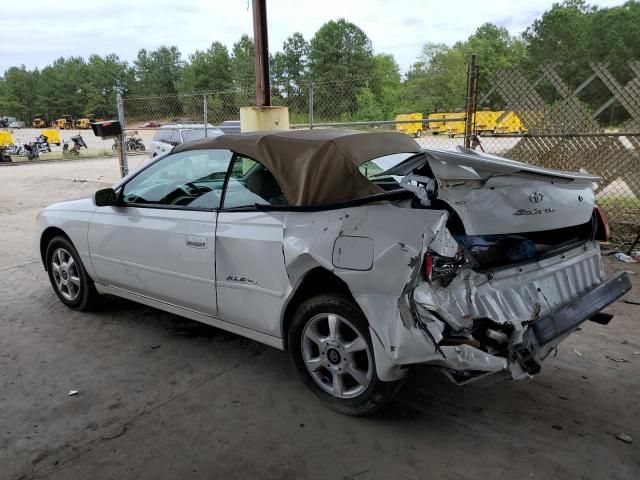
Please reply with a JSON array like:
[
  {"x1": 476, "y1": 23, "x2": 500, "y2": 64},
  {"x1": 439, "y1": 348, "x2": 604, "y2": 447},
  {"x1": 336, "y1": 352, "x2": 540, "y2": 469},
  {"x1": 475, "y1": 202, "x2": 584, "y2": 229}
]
[{"x1": 37, "y1": 198, "x2": 97, "y2": 278}]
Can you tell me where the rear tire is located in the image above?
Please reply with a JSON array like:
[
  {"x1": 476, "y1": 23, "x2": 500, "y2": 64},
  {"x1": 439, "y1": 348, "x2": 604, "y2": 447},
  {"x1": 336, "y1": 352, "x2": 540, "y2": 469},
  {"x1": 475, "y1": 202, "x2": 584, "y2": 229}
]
[
  {"x1": 288, "y1": 294, "x2": 403, "y2": 416},
  {"x1": 46, "y1": 236, "x2": 100, "y2": 310}
]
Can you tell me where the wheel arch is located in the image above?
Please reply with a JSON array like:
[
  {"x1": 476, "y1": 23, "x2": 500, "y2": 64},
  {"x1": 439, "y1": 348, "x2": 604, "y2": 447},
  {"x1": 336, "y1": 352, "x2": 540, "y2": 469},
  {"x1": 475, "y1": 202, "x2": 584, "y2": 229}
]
[
  {"x1": 40, "y1": 226, "x2": 70, "y2": 270},
  {"x1": 281, "y1": 267, "x2": 361, "y2": 351}
]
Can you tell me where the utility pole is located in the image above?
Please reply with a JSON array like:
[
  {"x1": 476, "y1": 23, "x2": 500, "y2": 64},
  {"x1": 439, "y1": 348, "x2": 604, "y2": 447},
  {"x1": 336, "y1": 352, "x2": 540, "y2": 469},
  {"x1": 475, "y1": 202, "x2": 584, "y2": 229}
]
[
  {"x1": 464, "y1": 54, "x2": 478, "y2": 149},
  {"x1": 252, "y1": 0, "x2": 271, "y2": 107},
  {"x1": 240, "y1": 0, "x2": 288, "y2": 132}
]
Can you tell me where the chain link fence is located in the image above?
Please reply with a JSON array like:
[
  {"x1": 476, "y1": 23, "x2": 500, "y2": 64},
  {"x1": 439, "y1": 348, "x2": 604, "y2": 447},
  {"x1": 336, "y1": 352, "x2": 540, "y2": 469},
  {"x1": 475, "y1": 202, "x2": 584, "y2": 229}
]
[
  {"x1": 119, "y1": 62, "x2": 639, "y2": 252},
  {"x1": 474, "y1": 62, "x2": 640, "y2": 252},
  {"x1": 120, "y1": 79, "x2": 463, "y2": 172}
]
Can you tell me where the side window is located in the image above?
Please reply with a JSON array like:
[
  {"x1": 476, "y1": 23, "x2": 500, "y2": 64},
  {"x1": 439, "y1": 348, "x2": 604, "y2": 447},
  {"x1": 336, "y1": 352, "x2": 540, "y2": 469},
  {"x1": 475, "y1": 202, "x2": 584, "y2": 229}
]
[
  {"x1": 122, "y1": 149, "x2": 233, "y2": 210},
  {"x1": 222, "y1": 155, "x2": 288, "y2": 208},
  {"x1": 181, "y1": 128, "x2": 206, "y2": 143}
]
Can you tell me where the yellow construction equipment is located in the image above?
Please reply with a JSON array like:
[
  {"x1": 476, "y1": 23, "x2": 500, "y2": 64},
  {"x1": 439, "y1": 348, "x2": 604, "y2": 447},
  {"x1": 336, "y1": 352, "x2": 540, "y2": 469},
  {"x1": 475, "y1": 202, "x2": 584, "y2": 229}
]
[
  {"x1": 42, "y1": 129, "x2": 62, "y2": 146},
  {"x1": 74, "y1": 114, "x2": 96, "y2": 129},
  {"x1": 394, "y1": 113, "x2": 423, "y2": 138},
  {"x1": 55, "y1": 115, "x2": 74, "y2": 129},
  {"x1": 443, "y1": 112, "x2": 466, "y2": 137},
  {"x1": 0, "y1": 131, "x2": 15, "y2": 146},
  {"x1": 33, "y1": 114, "x2": 46, "y2": 128},
  {"x1": 427, "y1": 113, "x2": 448, "y2": 135},
  {"x1": 494, "y1": 111, "x2": 526, "y2": 134},
  {"x1": 427, "y1": 110, "x2": 526, "y2": 137},
  {"x1": 474, "y1": 111, "x2": 501, "y2": 134}
]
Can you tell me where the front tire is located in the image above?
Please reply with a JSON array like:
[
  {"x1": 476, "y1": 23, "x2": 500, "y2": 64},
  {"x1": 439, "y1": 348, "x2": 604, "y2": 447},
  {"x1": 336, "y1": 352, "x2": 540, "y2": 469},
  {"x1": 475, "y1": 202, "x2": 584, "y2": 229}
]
[
  {"x1": 46, "y1": 236, "x2": 99, "y2": 310},
  {"x1": 288, "y1": 294, "x2": 403, "y2": 416}
]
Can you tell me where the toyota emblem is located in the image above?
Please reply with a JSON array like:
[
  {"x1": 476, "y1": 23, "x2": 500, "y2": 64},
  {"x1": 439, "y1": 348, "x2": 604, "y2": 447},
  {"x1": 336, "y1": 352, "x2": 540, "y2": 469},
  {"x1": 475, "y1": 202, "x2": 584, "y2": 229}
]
[{"x1": 529, "y1": 192, "x2": 544, "y2": 203}]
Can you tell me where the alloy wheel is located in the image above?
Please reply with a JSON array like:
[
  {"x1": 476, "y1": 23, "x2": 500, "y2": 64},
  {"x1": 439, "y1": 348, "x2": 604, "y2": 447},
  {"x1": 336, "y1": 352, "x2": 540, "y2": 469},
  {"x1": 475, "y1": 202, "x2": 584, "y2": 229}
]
[
  {"x1": 301, "y1": 313, "x2": 373, "y2": 399},
  {"x1": 51, "y1": 247, "x2": 81, "y2": 301}
]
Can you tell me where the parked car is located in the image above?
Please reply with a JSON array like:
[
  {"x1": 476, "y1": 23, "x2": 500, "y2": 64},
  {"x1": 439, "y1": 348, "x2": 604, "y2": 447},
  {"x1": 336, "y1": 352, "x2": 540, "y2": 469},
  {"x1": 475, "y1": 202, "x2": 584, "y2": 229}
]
[
  {"x1": 36, "y1": 129, "x2": 631, "y2": 415},
  {"x1": 7, "y1": 117, "x2": 25, "y2": 129},
  {"x1": 149, "y1": 124, "x2": 223, "y2": 157},
  {"x1": 216, "y1": 120, "x2": 241, "y2": 134}
]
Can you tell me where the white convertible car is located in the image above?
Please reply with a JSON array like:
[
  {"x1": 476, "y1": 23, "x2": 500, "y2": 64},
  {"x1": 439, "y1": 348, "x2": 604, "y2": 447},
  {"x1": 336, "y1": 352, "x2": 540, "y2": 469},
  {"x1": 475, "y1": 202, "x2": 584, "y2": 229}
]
[{"x1": 37, "y1": 129, "x2": 631, "y2": 415}]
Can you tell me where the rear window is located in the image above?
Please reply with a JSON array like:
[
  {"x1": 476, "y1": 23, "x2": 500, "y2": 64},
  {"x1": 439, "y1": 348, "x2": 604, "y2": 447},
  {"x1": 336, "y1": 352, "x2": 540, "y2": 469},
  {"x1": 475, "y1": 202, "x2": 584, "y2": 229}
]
[
  {"x1": 358, "y1": 153, "x2": 417, "y2": 192},
  {"x1": 358, "y1": 153, "x2": 415, "y2": 179}
]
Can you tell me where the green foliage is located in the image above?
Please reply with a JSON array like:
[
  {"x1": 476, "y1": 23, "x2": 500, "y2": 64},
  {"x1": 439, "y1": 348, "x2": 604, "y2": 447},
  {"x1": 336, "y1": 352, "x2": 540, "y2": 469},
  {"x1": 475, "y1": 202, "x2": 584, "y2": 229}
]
[
  {"x1": 309, "y1": 19, "x2": 375, "y2": 116},
  {"x1": 403, "y1": 23, "x2": 526, "y2": 112},
  {"x1": 133, "y1": 46, "x2": 184, "y2": 96},
  {"x1": 84, "y1": 54, "x2": 132, "y2": 117},
  {"x1": 2, "y1": 3, "x2": 640, "y2": 125},
  {"x1": 231, "y1": 34, "x2": 255, "y2": 90},
  {"x1": 37, "y1": 57, "x2": 91, "y2": 119},
  {"x1": 523, "y1": 0, "x2": 640, "y2": 121},
  {"x1": 180, "y1": 42, "x2": 233, "y2": 93},
  {"x1": 349, "y1": 54, "x2": 402, "y2": 121},
  {"x1": 0, "y1": 66, "x2": 39, "y2": 117},
  {"x1": 271, "y1": 32, "x2": 309, "y2": 112}
]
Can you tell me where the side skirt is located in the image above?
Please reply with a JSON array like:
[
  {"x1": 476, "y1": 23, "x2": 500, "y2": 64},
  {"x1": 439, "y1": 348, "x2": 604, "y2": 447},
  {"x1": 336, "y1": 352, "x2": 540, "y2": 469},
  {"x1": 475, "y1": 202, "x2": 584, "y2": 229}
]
[{"x1": 95, "y1": 283, "x2": 285, "y2": 350}]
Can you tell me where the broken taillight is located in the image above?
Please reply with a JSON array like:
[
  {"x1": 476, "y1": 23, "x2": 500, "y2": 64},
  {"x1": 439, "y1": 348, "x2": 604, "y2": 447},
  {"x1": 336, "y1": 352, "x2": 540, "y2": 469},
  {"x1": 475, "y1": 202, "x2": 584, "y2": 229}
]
[
  {"x1": 594, "y1": 206, "x2": 610, "y2": 242},
  {"x1": 423, "y1": 252, "x2": 467, "y2": 286},
  {"x1": 424, "y1": 253, "x2": 433, "y2": 282}
]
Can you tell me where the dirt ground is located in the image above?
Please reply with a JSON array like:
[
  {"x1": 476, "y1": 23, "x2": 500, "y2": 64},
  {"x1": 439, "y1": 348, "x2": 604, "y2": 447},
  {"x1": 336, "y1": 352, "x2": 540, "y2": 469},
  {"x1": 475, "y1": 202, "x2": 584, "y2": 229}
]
[{"x1": 1, "y1": 158, "x2": 639, "y2": 480}]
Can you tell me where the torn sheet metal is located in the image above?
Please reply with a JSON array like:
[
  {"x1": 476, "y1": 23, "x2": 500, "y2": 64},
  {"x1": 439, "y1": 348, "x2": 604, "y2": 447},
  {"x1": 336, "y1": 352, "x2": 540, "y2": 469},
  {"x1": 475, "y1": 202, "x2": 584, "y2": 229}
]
[
  {"x1": 281, "y1": 197, "x2": 609, "y2": 384},
  {"x1": 413, "y1": 241, "x2": 604, "y2": 328},
  {"x1": 282, "y1": 202, "x2": 453, "y2": 378}
]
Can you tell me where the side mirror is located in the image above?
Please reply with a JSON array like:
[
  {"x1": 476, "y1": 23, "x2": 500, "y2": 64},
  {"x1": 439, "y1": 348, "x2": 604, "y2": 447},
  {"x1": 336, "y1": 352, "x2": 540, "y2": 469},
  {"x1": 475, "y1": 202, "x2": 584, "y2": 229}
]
[{"x1": 94, "y1": 188, "x2": 117, "y2": 207}]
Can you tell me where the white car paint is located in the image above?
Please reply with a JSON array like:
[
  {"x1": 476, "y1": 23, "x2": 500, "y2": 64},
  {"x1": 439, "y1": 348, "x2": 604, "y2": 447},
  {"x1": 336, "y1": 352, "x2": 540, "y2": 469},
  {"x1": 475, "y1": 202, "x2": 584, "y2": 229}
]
[
  {"x1": 88, "y1": 206, "x2": 218, "y2": 316},
  {"x1": 36, "y1": 146, "x2": 628, "y2": 386}
]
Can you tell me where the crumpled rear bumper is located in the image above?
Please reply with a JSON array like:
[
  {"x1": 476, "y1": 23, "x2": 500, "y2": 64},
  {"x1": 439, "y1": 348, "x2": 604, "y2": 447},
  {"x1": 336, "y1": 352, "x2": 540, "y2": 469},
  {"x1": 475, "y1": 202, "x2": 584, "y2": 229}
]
[
  {"x1": 400, "y1": 242, "x2": 632, "y2": 384},
  {"x1": 514, "y1": 271, "x2": 632, "y2": 374}
]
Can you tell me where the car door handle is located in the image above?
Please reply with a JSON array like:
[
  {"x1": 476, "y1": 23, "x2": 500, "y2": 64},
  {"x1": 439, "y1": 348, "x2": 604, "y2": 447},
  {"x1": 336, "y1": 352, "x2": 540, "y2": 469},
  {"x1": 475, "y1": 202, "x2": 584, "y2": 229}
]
[{"x1": 186, "y1": 235, "x2": 207, "y2": 249}]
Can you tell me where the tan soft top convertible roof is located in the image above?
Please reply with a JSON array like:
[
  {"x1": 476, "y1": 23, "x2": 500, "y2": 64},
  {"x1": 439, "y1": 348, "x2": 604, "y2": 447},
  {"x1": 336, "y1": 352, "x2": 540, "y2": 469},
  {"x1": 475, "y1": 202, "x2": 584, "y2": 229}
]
[{"x1": 173, "y1": 129, "x2": 421, "y2": 206}]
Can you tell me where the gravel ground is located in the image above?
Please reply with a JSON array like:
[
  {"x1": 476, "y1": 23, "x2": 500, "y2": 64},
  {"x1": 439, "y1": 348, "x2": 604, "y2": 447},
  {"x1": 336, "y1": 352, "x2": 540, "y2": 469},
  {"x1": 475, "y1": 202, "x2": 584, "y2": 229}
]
[{"x1": 1, "y1": 158, "x2": 639, "y2": 480}]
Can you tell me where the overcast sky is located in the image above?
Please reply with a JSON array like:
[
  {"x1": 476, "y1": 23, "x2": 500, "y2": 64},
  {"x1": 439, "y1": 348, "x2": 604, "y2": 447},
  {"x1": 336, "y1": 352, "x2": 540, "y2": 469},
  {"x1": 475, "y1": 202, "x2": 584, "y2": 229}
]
[{"x1": 0, "y1": 0, "x2": 626, "y2": 75}]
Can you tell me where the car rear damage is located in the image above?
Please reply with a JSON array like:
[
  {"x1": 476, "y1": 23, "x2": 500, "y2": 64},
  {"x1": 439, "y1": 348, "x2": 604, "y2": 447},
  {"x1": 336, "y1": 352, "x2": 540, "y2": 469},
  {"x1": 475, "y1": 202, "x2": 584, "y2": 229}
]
[
  {"x1": 383, "y1": 147, "x2": 632, "y2": 384},
  {"x1": 409, "y1": 241, "x2": 631, "y2": 384},
  {"x1": 282, "y1": 145, "x2": 631, "y2": 386}
]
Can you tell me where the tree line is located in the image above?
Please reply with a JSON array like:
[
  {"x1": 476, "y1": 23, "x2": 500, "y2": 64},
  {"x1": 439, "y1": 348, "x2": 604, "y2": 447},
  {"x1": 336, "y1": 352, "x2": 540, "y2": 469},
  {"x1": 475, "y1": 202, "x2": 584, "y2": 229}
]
[{"x1": 1, "y1": 0, "x2": 639, "y2": 124}]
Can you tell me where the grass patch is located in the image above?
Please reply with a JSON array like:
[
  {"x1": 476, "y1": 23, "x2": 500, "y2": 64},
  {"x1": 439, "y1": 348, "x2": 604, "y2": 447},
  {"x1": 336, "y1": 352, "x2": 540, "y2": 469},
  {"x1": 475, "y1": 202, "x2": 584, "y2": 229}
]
[{"x1": 597, "y1": 196, "x2": 640, "y2": 210}]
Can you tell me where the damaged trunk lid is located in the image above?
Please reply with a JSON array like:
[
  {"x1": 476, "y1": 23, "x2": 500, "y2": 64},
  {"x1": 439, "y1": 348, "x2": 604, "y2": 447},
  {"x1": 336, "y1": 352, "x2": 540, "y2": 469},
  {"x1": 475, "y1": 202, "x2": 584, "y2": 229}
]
[{"x1": 389, "y1": 147, "x2": 599, "y2": 235}]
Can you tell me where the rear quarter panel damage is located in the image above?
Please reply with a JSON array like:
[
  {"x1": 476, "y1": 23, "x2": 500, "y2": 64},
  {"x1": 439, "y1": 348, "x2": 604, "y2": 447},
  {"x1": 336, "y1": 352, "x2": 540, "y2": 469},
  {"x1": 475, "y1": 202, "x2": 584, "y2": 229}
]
[
  {"x1": 282, "y1": 203, "x2": 456, "y2": 379},
  {"x1": 281, "y1": 204, "x2": 612, "y2": 384}
]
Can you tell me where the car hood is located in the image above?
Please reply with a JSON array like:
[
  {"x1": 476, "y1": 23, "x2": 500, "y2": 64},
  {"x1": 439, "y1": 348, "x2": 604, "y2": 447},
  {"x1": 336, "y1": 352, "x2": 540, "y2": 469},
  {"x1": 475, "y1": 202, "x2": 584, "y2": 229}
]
[{"x1": 43, "y1": 196, "x2": 96, "y2": 212}]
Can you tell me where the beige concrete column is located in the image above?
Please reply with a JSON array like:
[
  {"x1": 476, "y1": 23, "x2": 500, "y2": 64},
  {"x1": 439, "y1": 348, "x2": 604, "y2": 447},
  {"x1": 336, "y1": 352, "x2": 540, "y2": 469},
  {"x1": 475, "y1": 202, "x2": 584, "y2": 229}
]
[{"x1": 240, "y1": 106, "x2": 289, "y2": 132}]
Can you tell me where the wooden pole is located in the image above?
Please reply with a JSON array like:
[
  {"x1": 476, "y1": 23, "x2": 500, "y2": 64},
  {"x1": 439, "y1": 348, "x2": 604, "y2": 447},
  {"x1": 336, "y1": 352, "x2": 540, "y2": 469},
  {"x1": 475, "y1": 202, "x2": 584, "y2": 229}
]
[{"x1": 252, "y1": 0, "x2": 271, "y2": 107}]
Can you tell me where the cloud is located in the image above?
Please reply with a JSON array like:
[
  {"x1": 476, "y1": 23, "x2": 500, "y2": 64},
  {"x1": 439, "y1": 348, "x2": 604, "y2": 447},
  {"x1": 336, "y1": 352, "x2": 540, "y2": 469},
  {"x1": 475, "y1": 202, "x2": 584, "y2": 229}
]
[{"x1": 0, "y1": 0, "x2": 627, "y2": 75}]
